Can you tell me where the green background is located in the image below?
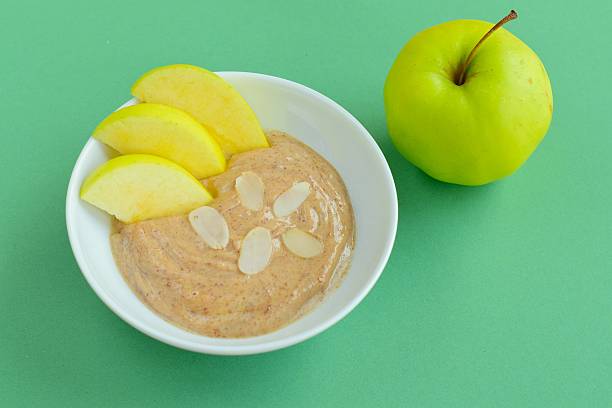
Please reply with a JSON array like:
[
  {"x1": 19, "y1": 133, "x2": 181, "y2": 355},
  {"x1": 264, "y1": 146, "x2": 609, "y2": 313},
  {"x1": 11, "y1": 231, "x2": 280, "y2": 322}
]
[{"x1": 2, "y1": 0, "x2": 611, "y2": 406}]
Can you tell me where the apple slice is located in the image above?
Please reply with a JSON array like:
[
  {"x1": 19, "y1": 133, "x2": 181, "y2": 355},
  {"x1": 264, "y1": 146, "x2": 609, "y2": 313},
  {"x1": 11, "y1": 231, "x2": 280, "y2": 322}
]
[
  {"x1": 93, "y1": 103, "x2": 225, "y2": 179},
  {"x1": 131, "y1": 64, "x2": 269, "y2": 156},
  {"x1": 80, "y1": 154, "x2": 212, "y2": 223}
]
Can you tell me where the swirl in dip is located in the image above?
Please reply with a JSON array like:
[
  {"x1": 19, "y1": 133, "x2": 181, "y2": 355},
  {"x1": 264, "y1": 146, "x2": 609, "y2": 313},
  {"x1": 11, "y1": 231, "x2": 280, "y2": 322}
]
[{"x1": 111, "y1": 131, "x2": 354, "y2": 337}]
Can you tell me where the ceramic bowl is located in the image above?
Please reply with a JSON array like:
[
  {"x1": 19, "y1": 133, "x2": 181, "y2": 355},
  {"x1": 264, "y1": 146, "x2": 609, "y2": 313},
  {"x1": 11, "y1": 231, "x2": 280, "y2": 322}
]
[{"x1": 66, "y1": 72, "x2": 397, "y2": 355}]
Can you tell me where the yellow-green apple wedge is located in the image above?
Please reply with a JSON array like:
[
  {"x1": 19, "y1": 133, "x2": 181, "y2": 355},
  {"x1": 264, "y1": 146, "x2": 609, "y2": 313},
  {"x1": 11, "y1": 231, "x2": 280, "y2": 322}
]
[
  {"x1": 92, "y1": 103, "x2": 226, "y2": 179},
  {"x1": 384, "y1": 10, "x2": 553, "y2": 185},
  {"x1": 131, "y1": 64, "x2": 268, "y2": 156},
  {"x1": 80, "y1": 154, "x2": 212, "y2": 223}
]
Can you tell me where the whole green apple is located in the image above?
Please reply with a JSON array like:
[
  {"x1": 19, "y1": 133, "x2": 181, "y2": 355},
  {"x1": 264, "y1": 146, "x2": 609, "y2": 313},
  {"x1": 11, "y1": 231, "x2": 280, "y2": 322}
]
[{"x1": 384, "y1": 11, "x2": 553, "y2": 185}]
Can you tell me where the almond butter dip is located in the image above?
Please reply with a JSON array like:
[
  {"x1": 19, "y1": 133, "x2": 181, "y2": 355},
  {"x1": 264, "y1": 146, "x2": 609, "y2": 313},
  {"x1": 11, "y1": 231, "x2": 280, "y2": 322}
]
[{"x1": 110, "y1": 131, "x2": 354, "y2": 337}]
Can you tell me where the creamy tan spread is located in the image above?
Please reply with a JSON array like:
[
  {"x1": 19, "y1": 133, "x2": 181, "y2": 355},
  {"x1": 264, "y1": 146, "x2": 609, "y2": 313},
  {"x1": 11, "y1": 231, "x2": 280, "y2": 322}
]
[{"x1": 111, "y1": 131, "x2": 354, "y2": 337}]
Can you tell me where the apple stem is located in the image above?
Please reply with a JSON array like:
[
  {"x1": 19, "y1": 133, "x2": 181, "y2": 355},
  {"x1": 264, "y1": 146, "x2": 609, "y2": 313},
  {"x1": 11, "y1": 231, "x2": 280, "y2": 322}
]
[{"x1": 455, "y1": 10, "x2": 518, "y2": 85}]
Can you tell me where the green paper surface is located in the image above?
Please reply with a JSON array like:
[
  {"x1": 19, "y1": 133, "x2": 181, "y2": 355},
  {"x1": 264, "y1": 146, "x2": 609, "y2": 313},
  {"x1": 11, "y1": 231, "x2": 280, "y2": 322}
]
[{"x1": 1, "y1": 0, "x2": 611, "y2": 406}]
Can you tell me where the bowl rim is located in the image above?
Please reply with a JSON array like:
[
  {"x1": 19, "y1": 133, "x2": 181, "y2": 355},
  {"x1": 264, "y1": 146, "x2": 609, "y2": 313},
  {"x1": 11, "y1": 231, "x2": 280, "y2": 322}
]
[{"x1": 65, "y1": 71, "x2": 398, "y2": 355}]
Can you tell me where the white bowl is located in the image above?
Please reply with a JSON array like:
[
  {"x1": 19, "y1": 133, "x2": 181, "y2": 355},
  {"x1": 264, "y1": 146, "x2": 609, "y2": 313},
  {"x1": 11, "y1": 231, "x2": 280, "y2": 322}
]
[{"x1": 66, "y1": 72, "x2": 397, "y2": 355}]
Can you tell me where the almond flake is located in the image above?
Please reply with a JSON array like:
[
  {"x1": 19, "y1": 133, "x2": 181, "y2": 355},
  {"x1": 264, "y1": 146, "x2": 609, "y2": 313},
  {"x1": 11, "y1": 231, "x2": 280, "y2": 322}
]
[
  {"x1": 273, "y1": 182, "x2": 310, "y2": 217},
  {"x1": 282, "y1": 228, "x2": 323, "y2": 258},
  {"x1": 188, "y1": 206, "x2": 229, "y2": 249},
  {"x1": 238, "y1": 226, "x2": 272, "y2": 275},
  {"x1": 235, "y1": 171, "x2": 264, "y2": 211}
]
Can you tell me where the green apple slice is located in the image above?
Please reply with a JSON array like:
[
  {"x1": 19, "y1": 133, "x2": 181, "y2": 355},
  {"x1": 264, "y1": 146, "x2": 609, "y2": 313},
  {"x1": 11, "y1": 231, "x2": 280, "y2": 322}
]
[
  {"x1": 131, "y1": 64, "x2": 269, "y2": 156},
  {"x1": 80, "y1": 154, "x2": 212, "y2": 223},
  {"x1": 93, "y1": 103, "x2": 226, "y2": 179}
]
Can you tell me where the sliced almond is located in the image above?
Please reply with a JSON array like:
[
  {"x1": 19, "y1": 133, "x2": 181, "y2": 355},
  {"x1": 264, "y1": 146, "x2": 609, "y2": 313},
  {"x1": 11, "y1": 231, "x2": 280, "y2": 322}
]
[
  {"x1": 238, "y1": 226, "x2": 272, "y2": 275},
  {"x1": 282, "y1": 228, "x2": 323, "y2": 258},
  {"x1": 235, "y1": 171, "x2": 264, "y2": 211},
  {"x1": 188, "y1": 206, "x2": 229, "y2": 249},
  {"x1": 273, "y1": 182, "x2": 310, "y2": 217}
]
